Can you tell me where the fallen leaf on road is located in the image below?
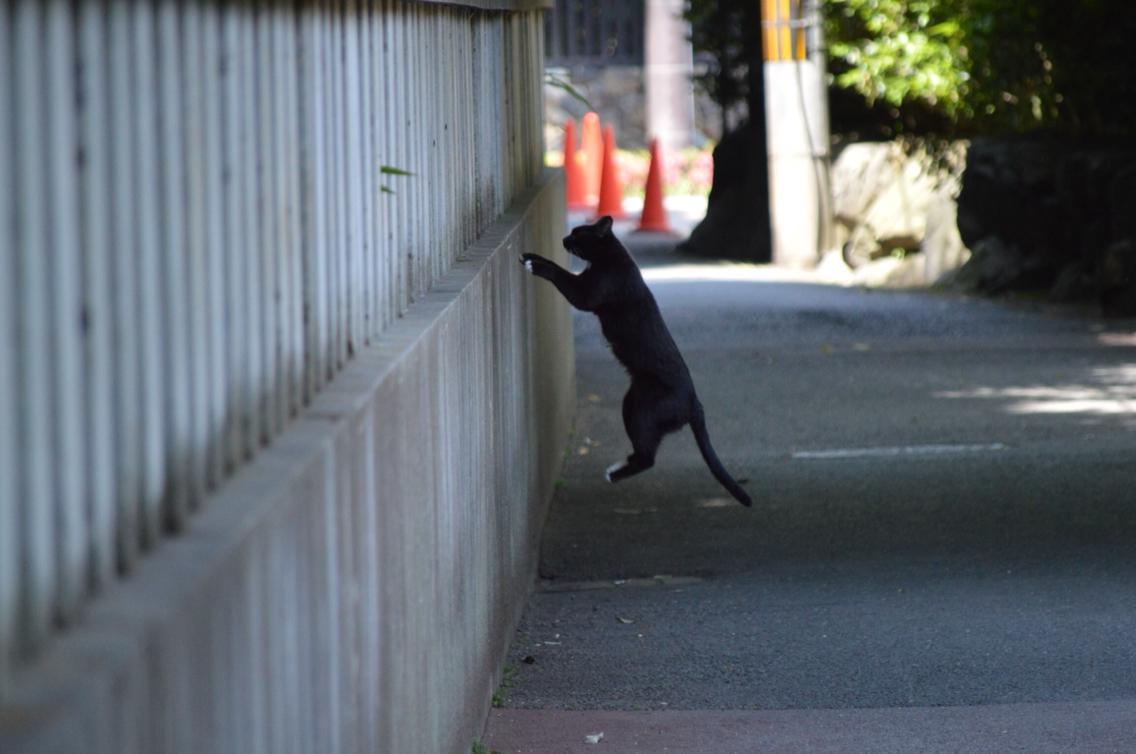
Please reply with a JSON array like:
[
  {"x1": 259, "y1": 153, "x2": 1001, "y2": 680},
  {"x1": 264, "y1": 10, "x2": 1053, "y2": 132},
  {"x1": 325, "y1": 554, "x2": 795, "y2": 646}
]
[
  {"x1": 616, "y1": 616, "x2": 634, "y2": 624},
  {"x1": 584, "y1": 732, "x2": 604, "y2": 744}
]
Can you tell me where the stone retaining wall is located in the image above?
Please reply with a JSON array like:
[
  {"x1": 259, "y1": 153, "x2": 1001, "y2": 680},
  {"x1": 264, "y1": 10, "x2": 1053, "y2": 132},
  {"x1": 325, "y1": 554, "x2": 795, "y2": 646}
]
[{"x1": 1, "y1": 174, "x2": 574, "y2": 754}]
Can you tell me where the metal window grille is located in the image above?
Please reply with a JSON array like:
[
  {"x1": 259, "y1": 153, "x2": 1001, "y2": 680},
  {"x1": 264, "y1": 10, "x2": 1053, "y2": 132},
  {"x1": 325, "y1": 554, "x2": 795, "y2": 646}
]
[{"x1": 545, "y1": 0, "x2": 644, "y2": 65}]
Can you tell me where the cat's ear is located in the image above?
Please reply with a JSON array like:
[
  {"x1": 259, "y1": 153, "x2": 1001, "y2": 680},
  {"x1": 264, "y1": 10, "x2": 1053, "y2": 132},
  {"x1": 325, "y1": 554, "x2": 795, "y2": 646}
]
[{"x1": 594, "y1": 215, "x2": 613, "y2": 236}]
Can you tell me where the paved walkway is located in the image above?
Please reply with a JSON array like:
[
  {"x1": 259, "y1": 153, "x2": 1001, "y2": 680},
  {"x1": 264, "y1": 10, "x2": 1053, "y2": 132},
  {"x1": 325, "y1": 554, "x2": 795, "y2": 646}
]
[{"x1": 484, "y1": 213, "x2": 1136, "y2": 752}]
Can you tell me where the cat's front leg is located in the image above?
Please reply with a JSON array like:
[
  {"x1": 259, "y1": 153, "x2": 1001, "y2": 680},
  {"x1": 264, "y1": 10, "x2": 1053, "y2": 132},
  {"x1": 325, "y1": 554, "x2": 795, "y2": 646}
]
[
  {"x1": 519, "y1": 253, "x2": 560, "y2": 279},
  {"x1": 519, "y1": 253, "x2": 597, "y2": 311}
]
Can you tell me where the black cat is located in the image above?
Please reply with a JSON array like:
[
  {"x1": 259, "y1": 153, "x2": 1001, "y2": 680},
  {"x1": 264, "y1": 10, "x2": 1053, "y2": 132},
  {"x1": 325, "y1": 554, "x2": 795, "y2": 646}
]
[{"x1": 521, "y1": 216, "x2": 752, "y2": 507}]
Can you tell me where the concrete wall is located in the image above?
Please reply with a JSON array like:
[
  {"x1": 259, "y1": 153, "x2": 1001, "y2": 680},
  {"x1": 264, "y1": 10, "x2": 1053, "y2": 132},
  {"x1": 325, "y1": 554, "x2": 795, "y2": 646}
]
[
  {"x1": 0, "y1": 174, "x2": 573, "y2": 754},
  {"x1": 1, "y1": 1, "x2": 549, "y2": 693}
]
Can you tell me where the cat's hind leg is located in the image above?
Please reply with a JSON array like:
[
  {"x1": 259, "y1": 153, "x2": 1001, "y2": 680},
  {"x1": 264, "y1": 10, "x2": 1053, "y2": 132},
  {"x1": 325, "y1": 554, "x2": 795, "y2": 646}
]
[{"x1": 606, "y1": 383, "x2": 666, "y2": 483}]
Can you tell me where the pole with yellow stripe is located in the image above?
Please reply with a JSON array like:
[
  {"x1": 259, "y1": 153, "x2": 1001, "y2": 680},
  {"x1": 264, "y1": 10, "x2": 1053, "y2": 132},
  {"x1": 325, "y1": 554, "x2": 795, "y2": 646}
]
[
  {"x1": 760, "y1": 0, "x2": 832, "y2": 267},
  {"x1": 761, "y1": 0, "x2": 807, "y2": 61}
]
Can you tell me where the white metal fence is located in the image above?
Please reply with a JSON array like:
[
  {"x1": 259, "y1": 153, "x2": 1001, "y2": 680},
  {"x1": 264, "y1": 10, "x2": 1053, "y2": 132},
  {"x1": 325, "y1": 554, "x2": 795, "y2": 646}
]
[{"x1": 0, "y1": 0, "x2": 546, "y2": 695}]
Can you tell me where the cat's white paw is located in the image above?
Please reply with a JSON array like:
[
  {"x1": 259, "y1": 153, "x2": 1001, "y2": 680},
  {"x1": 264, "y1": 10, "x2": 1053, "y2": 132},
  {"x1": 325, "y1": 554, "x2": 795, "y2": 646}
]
[
  {"x1": 524, "y1": 259, "x2": 533, "y2": 273},
  {"x1": 604, "y1": 461, "x2": 625, "y2": 483}
]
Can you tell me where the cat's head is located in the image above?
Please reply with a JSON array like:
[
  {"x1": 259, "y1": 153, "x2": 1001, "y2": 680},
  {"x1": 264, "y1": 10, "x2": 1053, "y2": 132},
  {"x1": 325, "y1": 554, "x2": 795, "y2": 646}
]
[{"x1": 562, "y1": 216, "x2": 614, "y2": 261}]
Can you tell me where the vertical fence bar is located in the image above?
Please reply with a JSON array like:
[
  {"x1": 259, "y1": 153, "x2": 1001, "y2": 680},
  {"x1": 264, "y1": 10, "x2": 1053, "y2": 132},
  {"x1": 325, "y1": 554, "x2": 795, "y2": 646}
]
[
  {"x1": 494, "y1": 19, "x2": 506, "y2": 215},
  {"x1": 221, "y1": 4, "x2": 247, "y2": 472},
  {"x1": 444, "y1": 11, "x2": 455, "y2": 265},
  {"x1": 202, "y1": 0, "x2": 228, "y2": 488},
  {"x1": 323, "y1": 0, "x2": 340, "y2": 380},
  {"x1": 450, "y1": 11, "x2": 462, "y2": 256},
  {"x1": 322, "y1": 2, "x2": 337, "y2": 370},
  {"x1": 281, "y1": 7, "x2": 305, "y2": 417},
  {"x1": 269, "y1": 5, "x2": 289, "y2": 432},
  {"x1": 357, "y1": 0, "x2": 374, "y2": 344},
  {"x1": 510, "y1": 12, "x2": 520, "y2": 186},
  {"x1": 534, "y1": 11, "x2": 545, "y2": 180},
  {"x1": 472, "y1": 12, "x2": 482, "y2": 229},
  {"x1": 13, "y1": 0, "x2": 56, "y2": 649},
  {"x1": 109, "y1": 0, "x2": 145, "y2": 566},
  {"x1": 344, "y1": 0, "x2": 363, "y2": 356},
  {"x1": 325, "y1": 1, "x2": 343, "y2": 371},
  {"x1": 300, "y1": 1, "x2": 328, "y2": 401},
  {"x1": 374, "y1": 1, "x2": 387, "y2": 331},
  {"x1": 428, "y1": 12, "x2": 441, "y2": 280},
  {"x1": 400, "y1": 5, "x2": 414, "y2": 304},
  {"x1": 240, "y1": 5, "x2": 264, "y2": 454},
  {"x1": 400, "y1": 1, "x2": 412, "y2": 313},
  {"x1": 464, "y1": 13, "x2": 474, "y2": 245},
  {"x1": 360, "y1": 0, "x2": 374, "y2": 336},
  {"x1": 337, "y1": 2, "x2": 351, "y2": 365},
  {"x1": 44, "y1": 0, "x2": 87, "y2": 622},
  {"x1": 438, "y1": 11, "x2": 448, "y2": 265},
  {"x1": 158, "y1": 0, "x2": 192, "y2": 530},
  {"x1": 415, "y1": 5, "x2": 427, "y2": 298},
  {"x1": 384, "y1": 0, "x2": 405, "y2": 319},
  {"x1": 183, "y1": 2, "x2": 211, "y2": 510},
  {"x1": 0, "y1": 0, "x2": 15, "y2": 694},
  {"x1": 376, "y1": 0, "x2": 390, "y2": 325},
  {"x1": 450, "y1": 11, "x2": 461, "y2": 249},
  {"x1": 133, "y1": 0, "x2": 167, "y2": 546},
  {"x1": 255, "y1": 3, "x2": 280, "y2": 442},
  {"x1": 528, "y1": 13, "x2": 539, "y2": 182}
]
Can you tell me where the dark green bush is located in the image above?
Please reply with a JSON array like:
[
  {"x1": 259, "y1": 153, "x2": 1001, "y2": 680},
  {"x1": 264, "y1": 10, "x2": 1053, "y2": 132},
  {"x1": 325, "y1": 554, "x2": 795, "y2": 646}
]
[
  {"x1": 824, "y1": 0, "x2": 1136, "y2": 138},
  {"x1": 685, "y1": 0, "x2": 1136, "y2": 139}
]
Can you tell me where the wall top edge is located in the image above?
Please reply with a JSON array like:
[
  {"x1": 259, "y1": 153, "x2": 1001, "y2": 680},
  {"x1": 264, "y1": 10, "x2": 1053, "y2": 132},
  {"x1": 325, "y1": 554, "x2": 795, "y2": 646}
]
[{"x1": 413, "y1": 0, "x2": 553, "y2": 11}]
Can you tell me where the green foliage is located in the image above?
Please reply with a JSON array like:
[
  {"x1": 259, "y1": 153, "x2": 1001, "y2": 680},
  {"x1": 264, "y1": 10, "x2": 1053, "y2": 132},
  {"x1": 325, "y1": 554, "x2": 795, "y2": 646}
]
[
  {"x1": 491, "y1": 664, "x2": 518, "y2": 708},
  {"x1": 684, "y1": 0, "x2": 1134, "y2": 138},
  {"x1": 545, "y1": 72, "x2": 595, "y2": 111},
  {"x1": 379, "y1": 165, "x2": 415, "y2": 177},
  {"x1": 379, "y1": 165, "x2": 413, "y2": 195},
  {"x1": 826, "y1": 0, "x2": 967, "y2": 117},
  {"x1": 824, "y1": 0, "x2": 1136, "y2": 137}
]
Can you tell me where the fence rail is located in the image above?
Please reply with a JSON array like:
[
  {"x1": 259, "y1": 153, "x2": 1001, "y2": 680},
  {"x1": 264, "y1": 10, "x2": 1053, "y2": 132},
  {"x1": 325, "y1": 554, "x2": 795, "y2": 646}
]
[{"x1": 0, "y1": 0, "x2": 546, "y2": 696}]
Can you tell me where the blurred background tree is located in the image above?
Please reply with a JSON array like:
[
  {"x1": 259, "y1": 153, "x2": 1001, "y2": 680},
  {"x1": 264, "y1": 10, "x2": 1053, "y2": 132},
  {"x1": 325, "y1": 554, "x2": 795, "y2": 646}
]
[
  {"x1": 824, "y1": 0, "x2": 1136, "y2": 139},
  {"x1": 679, "y1": 0, "x2": 1134, "y2": 259},
  {"x1": 680, "y1": 0, "x2": 770, "y2": 259},
  {"x1": 685, "y1": 0, "x2": 1136, "y2": 141}
]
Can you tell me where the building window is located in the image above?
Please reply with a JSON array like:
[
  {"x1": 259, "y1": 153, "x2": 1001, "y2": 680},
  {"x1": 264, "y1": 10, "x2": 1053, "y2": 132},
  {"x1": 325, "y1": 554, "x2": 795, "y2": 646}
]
[{"x1": 545, "y1": 0, "x2": 645, "y2": 66}]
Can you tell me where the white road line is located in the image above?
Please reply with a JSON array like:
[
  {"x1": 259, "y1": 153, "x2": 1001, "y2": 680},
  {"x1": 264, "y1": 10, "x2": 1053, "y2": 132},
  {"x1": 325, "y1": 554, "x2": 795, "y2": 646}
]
[{"x1": 792, "y1": 443, "x2": 1008, "y2": 460}]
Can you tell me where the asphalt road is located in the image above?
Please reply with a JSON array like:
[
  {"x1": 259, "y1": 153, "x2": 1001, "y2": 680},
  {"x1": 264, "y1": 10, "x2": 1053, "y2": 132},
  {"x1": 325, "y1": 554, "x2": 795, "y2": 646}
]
[{"x1": 486, "y1": 242, "x2": 1136, "y2": 752}]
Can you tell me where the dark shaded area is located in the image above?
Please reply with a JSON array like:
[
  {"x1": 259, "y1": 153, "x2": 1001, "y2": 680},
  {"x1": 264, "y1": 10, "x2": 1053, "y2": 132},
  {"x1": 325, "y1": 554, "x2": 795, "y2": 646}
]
[
  {"x1": 679, "y1": 0, "x2": 772, "y2": 261},
  {"x1": 954, "y1": 138, "x2": 1136, "y2": 316},
  {"x1": 676, "y1": 125, "x2": 772, "y2": 261},
  {"x1": 501, "y1": 252, "x2": 1136, "y2": 713}
]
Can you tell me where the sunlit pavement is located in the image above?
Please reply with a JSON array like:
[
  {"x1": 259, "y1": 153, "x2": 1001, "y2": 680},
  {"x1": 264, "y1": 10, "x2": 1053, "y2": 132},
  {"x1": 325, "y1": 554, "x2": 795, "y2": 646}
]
[{"x1": 485, "y1": 218, "x2": 1136, "y2": 753}]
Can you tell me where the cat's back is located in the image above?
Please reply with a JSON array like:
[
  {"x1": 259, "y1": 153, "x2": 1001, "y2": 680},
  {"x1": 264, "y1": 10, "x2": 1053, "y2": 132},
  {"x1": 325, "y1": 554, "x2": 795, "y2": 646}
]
[{"x1": 593, "y1": 264, "x2": 688, "y2": 381}]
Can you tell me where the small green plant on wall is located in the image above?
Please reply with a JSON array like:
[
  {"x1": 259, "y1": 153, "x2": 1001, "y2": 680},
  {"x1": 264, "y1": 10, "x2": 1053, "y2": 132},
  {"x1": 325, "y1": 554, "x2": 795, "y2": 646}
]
[{"x1": 379, "y1": 164, "x2": 414, "y2": 195}]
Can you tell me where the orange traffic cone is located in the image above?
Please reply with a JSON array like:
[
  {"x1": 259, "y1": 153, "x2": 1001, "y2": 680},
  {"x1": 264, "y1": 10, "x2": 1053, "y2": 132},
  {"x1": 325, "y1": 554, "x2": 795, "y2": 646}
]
[
  {"x1": 635, "y1": 138, "x2": 673, "y2": 234},
  {"x1": 580, "y1": 112, "x2": 603, "y2": 206},
  {"x1": 595, "y1": 125, "x2": 625, "y2": 220},
  {"x1": 563, "y1": 120, "x2": 588, "y2": 211}
]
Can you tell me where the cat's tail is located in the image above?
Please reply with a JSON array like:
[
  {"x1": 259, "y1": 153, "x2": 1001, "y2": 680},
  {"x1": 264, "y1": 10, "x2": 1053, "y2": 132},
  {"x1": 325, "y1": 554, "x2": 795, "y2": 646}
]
[{"x1": 690, "y1": 402, "x2": 752, "y2": 507}]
